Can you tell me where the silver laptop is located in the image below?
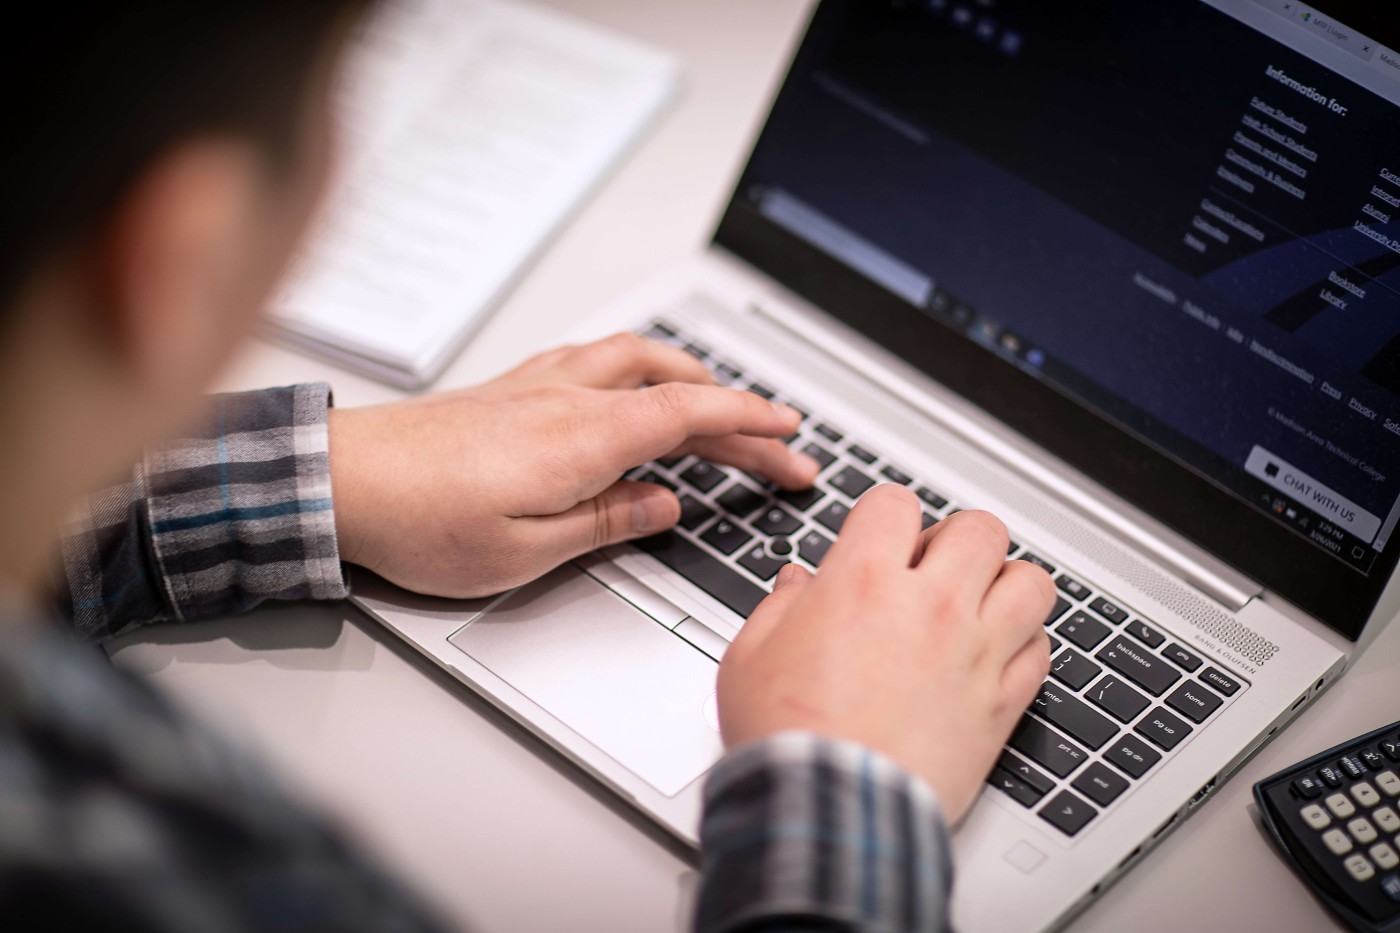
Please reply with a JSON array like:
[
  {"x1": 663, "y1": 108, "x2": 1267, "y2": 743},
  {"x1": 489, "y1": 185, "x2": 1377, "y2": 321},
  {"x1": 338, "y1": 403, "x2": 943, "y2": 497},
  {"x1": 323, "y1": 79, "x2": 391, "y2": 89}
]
[{"x1": 353, "y1": 1, "x2": 1400, "y2": 928}]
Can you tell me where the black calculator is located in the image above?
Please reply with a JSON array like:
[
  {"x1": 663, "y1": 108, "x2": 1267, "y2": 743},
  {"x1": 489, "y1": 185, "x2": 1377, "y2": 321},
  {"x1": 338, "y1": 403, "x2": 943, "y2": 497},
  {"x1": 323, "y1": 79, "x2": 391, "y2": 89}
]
[{"x1": 1255, "y1": 719, "x2": 1400, "y2": 932}]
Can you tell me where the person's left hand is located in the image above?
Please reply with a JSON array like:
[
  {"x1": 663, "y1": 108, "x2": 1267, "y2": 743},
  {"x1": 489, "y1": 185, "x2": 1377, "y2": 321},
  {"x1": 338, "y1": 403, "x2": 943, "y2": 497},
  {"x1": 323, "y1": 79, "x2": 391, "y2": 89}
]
[{"x1": 327, "y1": 333, "x2": 819, "y2": 598}]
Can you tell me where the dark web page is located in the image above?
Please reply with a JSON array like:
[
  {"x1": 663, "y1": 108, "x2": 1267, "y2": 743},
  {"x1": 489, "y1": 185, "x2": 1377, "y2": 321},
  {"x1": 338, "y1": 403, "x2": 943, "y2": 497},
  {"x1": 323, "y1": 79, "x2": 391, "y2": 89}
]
[{"x1": 741, "y1": 0, "x2": 1400, "y2": 574}]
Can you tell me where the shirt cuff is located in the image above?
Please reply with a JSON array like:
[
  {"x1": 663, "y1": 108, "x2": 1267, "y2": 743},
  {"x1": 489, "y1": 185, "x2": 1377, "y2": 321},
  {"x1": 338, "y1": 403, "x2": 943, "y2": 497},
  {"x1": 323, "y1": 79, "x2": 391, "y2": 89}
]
[
  {"x1": 696, "y1": 732, "x2": 954, "y2": 933},
  {"x1": 142, "y1": 384, "x2": 349, "y2": 622}
]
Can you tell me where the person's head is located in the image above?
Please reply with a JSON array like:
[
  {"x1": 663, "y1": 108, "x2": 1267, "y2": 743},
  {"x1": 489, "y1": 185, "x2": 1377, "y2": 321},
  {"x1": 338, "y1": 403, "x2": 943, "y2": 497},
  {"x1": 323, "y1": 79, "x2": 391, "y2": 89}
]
[{"x1": 0, "y1": 3, "x2": 365, "y2": 590}]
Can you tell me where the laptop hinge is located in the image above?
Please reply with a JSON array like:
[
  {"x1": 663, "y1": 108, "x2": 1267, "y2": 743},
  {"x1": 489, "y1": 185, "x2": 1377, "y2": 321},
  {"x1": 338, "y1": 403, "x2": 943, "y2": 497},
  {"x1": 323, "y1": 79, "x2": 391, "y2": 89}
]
[{"x1": 724, "y1": 280, "x2": 1261, "y2": 613}]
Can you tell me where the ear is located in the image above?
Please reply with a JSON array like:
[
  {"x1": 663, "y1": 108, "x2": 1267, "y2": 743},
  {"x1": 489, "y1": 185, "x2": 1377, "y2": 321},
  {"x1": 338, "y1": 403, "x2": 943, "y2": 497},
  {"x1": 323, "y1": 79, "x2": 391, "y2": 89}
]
[{"x1": 93, "y1": 139, "x2": 266, "y2": 399}]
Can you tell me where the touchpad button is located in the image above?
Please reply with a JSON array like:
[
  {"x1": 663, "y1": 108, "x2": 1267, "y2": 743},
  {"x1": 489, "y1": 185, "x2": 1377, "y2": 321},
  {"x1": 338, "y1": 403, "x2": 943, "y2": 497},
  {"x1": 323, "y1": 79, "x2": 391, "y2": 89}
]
[{"x1": 448, "y1": 564, "x2": 722, "y2": 797}]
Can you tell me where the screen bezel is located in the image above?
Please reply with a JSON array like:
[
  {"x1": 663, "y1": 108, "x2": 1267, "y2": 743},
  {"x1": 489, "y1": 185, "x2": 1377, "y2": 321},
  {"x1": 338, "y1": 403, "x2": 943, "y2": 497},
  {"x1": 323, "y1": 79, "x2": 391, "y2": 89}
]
[{"x1": 711, "y1": 2, "x2": 1400, "y2": 641}]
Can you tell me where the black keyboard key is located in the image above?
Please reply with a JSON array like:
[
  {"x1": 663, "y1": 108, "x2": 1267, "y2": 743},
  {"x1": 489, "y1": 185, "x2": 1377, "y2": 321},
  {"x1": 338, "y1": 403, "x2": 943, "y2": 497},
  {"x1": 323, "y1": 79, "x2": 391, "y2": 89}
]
[
  {"x1": 1020, "y1": 553, "x2": 1056, "y2": 574},
  {"x1": 683, "y1": 342, "x2": 710, "y2": 360},
  {"x1": 1103, "y1": 733, "x2": 1161, "y2": 779},
  {"x1": 1131, "y1": 706, "x2": 1187, "y2": 750},
  {"x1": 1362, "y1": 748, "x2": 1386, "y2": 770},
  {"x1": 716, "y1": 484, "x2": 767, "y2": 518},
  {"x1": 800, "y1": 442, "x2": 837, "y2": 471},
  {"x1": 916, "y1": 486, "x2": 948, "y2": 510},
  {"x1": 1050, "y1": 647, "x2": 1101, "y2": 690},
  {"x1": 634, "y1": 532, "x2": 766, "y2": 618},
  {"x1": 1058, "y1": 611, "x2": 1112, "y2": 651},
  {"x1": 798, "y1": 530, "x2": 834, "y2": 566},
  {"x1": 680, "y1": 461, "x2": 726, "y2": 493},
  {"x1": 1135, "y1": 707, "x2": 1193, "y2": 751},
  {"x1": 747, "y1": 383, "x2": 776, "y2": 399},
  {"x1": 828, "y1": 465, "x2": 876, "y2": 500},
  {"x1": 989, "y1": 767, "x2": 1045, "y2": 807},
  {"x1": 787, "y1": 404, "x2": 809, "y2": 422},
  {"x1": 847, "y1": 444, "x2": 878, "y2": 464},
  {"x1": 1086, "y1": 675, "x2": 1150, "y2": 723},
  {"x1": 677, "y1": 495, "x2": 715, "y2": 531},
  {"x1": 777, "y1": 486, "x2": 824, "y2": 512},
  {"x1": 921, "y1": 512, "x2": 937, "y2": 529},
  {"x1": 1123, "y1": 619, "x2": 1165, "y2": 648},
  {"x1": 644, "y1": 321, "x2": 677, "y2": 340},
  {"x1": 1007, "y1": 540, "x2": 1021, "y2": 557},
  {"x1": 1033, "y1": 682, "x2": 1118, "y2": 750},
  {"x1": 1048, "y1": 635, "x2": 1063, "y2": 652},
  {"x1": 1199, "y1": 667, "x2": 1242, "y2": 696},
  {"x1": 700, "y1": 519, "x2": 751, "y2": 555},
  {"x1": 753, "y1": 505, "x2": 802, "y2": 537},
  {"x1": 1039, "y1": 790, "x2": 1097, "y2": 837},
  {"x1": 738, "y1": 543, "x2": 788, "y2": 581},
  {"x1": 714, "y1": 361, "x2": 744, "y2": 383},
  {"x1": 1291, "y1": 774, "x2": 1325, "y2": 799},
  {"x1": 997, "y1": 751, "x2": 1056, "y2": 795},
  {"x1": 636, "y1": 470, "x2": 677, "y2": 491},
  {"x1": 814, "y1": 423, "x2": 844, "y2": 443},
  {"x1": 1056, "y1": 575, "x2": 1092, "y2": 601},
  {"x1": 880, "y1": 465, "x2": 913, "y2": 485},
  {"x1": 656, "y1": 455, "x2": 686, "y2": 469},
  {"x1": 1162, "y1": 643, "x2": 1203, "y2": 672},
  {"x1": 1096, "y1": 636, "x2": 1181, "y2": 696},
  {"x1": 1319, "y1": 764, "x2": 1345, "y2": 788},
  {"x1": 1089, "y1": 597, "x2": 1130, "y2": 625},
  {"x1": 1010, "y1": 716, "x2": 1089, "y2": 777},
  {"x1": 766, "y1": 536, "x2": 794, "y2": 558},
  {"x1": 1382, "y1": 738, "x2": 1400, "y2": 761},
  {"x1": 1073, "y1": 762, "x2": 1130, "y2": 807},
  {"x1": 1045, "y1": 596, "x2": 1072, "y2": 626},
  {"x1": 1165, "y1": 681, "x2": 1223, "y2": 723},
  {"x1": 814, "y1": 500, "x2": 850, "y2": 534}
]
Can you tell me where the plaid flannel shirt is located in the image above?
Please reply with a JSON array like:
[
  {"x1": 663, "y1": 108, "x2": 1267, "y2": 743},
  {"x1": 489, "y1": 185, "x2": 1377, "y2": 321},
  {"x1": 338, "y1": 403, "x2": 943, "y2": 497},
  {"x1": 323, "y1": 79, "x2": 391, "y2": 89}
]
[{"x1": 2, "y1": 384, "x2": 954, "y2": 931}]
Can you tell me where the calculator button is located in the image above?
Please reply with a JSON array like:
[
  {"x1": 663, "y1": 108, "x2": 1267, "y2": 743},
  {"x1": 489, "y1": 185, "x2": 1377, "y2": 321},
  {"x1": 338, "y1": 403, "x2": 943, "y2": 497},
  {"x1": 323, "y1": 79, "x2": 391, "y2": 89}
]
[
  {"x1": 1384, "y1": 873, "x2": 1400, "y2": 901},
  {"x1": 1376, "y1": 807, "x2": 1400, "y2": 834},
  {"x1": 1372, "y1": 843, "x2": 1400, "y2": 871},
  {"x1": 1377, "y1": 770, "x2": 1400, "y2": 797},
  {"x1": 1382, "y1": 739, "x2": 1400, "y2": 761},
  {"x1": 1340, "y1": 755, "x2": 1369, "y2": 780},
  {"x1": 1349, "y1": 817, "x2": 1379, "y2": 845},
  {"x1": 1345, "y1": 854, "x2": 1376, "y2": 882},
  {"x1": 1292, "y1": 775, "x2": 1325, "y2": 799},
  {"x1": 1322, "y1": 828, "x2": 1354, "y2": 855},
  {"x1": 1327, "y1": 793, "x2": 1357, "y2": 819},
  {"x1": 1354, "y1": 782, "x2": 1381, "y2": 809},
  {"x1": 1319, "y1": 765, "x2": 1345, "y2": 788},
  {"x1": 1362, "y1": 749, "x2": 1386, "y2": 770},
  {"x1": 1299, "y1": 804, "x2": 1330, "y2": 830}
]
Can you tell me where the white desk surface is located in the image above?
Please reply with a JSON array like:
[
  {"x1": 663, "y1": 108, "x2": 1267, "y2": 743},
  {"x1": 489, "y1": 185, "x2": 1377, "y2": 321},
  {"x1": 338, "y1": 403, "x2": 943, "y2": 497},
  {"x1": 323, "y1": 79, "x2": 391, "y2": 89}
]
[{"x1": 108, "y1": 2, "x2": 1395, "y2": 930}]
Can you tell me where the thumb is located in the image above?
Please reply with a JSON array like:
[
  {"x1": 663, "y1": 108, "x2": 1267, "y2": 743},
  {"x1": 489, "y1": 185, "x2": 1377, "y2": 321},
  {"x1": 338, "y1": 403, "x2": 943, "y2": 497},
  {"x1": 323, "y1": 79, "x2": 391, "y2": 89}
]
[
  {"x1": 526, "y1": 479, "x2": 680, "y2": 563},
  {"x1": 727, "y1": 563, "x2": 813, "y2": 661}
]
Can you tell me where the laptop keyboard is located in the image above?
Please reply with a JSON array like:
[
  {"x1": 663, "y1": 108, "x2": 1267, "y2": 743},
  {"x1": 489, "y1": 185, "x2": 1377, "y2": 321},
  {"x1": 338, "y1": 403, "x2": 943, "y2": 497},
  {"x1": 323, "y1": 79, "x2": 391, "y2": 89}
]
[{"x1": 628, "y1": 319, "x2": 1251, "y2": 838}]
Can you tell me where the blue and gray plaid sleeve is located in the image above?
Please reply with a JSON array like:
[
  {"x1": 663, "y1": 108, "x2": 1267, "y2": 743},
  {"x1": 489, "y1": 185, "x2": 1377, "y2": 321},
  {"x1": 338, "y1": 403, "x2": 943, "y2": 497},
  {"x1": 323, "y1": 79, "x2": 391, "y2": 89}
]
[
  {"x1": 57, "y1": 383, "x2": 348, "y2": 640},
  {"x1": 697, "y1": 732, "x2": 954, "y2": 933}
]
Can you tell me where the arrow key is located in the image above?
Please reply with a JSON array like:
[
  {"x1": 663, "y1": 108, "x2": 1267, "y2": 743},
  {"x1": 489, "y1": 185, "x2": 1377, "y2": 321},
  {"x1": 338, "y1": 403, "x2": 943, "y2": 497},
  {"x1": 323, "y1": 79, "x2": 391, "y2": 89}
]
[
  {"x1": 1039, "y1": 789, "x2": 1098, "y2": 836},
  {"x1": 997, "y1": 750, "x2": 1056, "y2": 796},
  {"x1": 988, "y1": 767, "x2": 1045, "y2": 807}
]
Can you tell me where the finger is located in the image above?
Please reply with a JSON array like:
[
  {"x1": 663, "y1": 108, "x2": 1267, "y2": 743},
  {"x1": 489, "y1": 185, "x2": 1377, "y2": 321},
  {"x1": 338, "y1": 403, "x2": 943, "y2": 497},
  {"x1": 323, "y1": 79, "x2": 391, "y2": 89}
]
[
  {"x1": 1000, "y1": 629, "x2": 1053, "y2": 718},
  {"x1": 521, "y1": 479, "x2": 680, "y2": 561},
  {"x1": 550, "y1": 333, "x2": 716, "y2": 389},
  {"x1": 576, "y1": 382, "x2": 801, "y2": 477},
  {"x1": 914, "y1": 509, "x2": 1011, "y2": 598},
  {"x1": 725, "y1": 563, "x2": 813, "y2": 664},
  {"x1": 977, "y1": 559, "x2": 1057, "y2": 665},
  {"x1": 671, "y1": 435, "x2": 819, "y2": 490},
  {"x1": 821, "y1": 483, "x2": 924, "y2": 572}
]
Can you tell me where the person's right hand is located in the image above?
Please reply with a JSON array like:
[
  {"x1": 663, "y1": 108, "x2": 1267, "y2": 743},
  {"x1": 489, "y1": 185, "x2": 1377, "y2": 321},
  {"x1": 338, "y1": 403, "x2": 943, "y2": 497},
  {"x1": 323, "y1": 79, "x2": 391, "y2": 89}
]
[{"x1": 716, "y1": 485, "x2": 1054, "y2": 823}]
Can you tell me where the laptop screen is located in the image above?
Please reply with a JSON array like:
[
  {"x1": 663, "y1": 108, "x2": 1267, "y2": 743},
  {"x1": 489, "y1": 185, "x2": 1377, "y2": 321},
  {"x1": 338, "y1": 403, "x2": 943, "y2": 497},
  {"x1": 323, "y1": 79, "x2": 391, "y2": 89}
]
[{"x1": 715, "y1": 0, "x2": 1400, "y2": 638}]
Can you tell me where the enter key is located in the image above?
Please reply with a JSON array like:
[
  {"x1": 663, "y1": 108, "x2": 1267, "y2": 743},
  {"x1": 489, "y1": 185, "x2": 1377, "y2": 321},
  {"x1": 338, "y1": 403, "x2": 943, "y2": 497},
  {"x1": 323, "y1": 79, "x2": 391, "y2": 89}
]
[{"x1": 1096, "y1": 636, "x2": 1181, "y2": 697}]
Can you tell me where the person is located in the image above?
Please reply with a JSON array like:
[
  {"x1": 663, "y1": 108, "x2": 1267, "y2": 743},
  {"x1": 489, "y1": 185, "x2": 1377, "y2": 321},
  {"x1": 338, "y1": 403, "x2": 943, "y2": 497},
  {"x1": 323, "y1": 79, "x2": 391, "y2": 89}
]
[{"x1": 1, "y1": 4, "x2": 1053, "y2": 930}]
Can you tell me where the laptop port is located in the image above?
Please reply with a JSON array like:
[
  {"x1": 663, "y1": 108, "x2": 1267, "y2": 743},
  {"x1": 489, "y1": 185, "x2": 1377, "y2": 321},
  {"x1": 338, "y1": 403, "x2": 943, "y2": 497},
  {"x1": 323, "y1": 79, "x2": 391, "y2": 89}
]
[
  {"x1": 1117, "y1": 846, "x2": 1142, "y2": 870},
  {"x1": 1190, "y1": 778, "x2": 1218, "y2": 807},
  {"x1": 1152, "y1": 812, "x2": 1180, "y2": 839}
]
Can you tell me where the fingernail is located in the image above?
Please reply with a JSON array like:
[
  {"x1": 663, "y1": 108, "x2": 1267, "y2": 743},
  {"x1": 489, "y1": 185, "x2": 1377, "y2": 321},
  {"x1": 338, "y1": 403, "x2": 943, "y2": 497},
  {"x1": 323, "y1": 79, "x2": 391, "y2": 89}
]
[
  {"x1": 774, "y1": 563, "x2": 798, "y2": 588},
  {"x1": 632, "y1": 495, "x2": 674, "y2": 535},
  {"x1": 770, "y1": 400, "x2": 799, "y2": 422}
]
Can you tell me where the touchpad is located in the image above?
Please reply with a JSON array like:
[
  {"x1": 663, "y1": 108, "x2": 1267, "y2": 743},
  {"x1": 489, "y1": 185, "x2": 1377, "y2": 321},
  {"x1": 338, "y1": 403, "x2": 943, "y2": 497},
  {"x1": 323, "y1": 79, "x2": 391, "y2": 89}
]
[{"x1": 447, "y1": 564, "x2": 723, "y2": 797}]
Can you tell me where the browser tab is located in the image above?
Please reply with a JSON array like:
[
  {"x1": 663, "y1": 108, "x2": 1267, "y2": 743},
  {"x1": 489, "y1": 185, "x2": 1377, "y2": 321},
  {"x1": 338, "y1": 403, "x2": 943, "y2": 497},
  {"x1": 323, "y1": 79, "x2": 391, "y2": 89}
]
[{"x1": 1252, "y1": 0, "x2": 1376, "y2": 61}]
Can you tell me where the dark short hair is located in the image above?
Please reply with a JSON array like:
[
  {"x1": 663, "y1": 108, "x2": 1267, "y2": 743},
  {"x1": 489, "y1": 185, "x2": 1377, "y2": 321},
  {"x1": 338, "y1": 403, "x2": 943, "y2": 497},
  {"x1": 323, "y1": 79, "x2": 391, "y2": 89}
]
[{"x1": 0, "y1": 3, "x2": 364, "y2": 316}]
